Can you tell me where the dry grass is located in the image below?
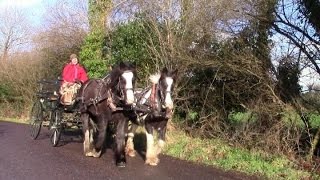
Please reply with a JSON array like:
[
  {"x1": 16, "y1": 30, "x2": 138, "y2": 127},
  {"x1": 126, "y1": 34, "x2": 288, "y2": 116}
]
[{"x1": 0, "y1": 53, "x2": 44, "y2": 119}]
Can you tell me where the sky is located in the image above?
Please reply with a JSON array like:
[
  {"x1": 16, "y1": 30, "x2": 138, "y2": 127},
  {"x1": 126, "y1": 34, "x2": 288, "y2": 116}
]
[
  {"x1": 0, "y1": 0, "x2": 42, "y2": 6},
  {"x1": 0, "y1": 0, "x2": 54, "y2": 26}
]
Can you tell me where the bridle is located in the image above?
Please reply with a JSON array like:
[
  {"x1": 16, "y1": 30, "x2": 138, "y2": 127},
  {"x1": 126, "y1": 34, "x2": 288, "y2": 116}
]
[
  {"x1": 150, "y1": 78, "x2": 173, "y2": 111},
  {"x1": 158, "y1": 83, "x2": 172, "y2": 108}
]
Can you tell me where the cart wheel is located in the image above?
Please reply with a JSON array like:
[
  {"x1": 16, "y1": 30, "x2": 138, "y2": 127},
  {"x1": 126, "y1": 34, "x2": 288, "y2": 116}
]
[
  {"x1": 29, "y1": 100, "x2": 43, "y2": 140},
  {"x1": 50, "y1": 110, "x2": 62, "y2": 147}
]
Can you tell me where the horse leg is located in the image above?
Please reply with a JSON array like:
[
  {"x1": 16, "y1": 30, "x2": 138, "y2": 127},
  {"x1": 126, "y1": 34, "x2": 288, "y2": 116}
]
[
  {"x1": 115, "y1": 114, "x2": 128, "y2": 167},
  {"x1": 145, "y1": 124, "x2": 159, "y2": 166},
  {"x1": 156, "y1": 125, "x2": 167, "y2": 157},
  {"x1": 82, "y1": 113, "x2": 95, "y2": 157},
  {"x1": 92, "y1": 114, "x2": 108, "y2": 158},
  {"x1": 125, "y1": 123, "x2": 138, "y2": 157}
]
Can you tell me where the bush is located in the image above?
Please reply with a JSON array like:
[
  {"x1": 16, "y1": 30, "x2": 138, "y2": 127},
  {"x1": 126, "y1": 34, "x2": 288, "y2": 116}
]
[
  {"x1": 107, "y1": 17, "x2": 160, "y2": 84},
  {"x1": 0, "y1": 54, "x2": 44, "y2": 118}
]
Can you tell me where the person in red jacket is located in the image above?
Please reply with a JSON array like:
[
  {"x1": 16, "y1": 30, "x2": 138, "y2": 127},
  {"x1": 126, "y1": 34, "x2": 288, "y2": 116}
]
[
  {"x1": 60, "y1": 54, "x2": 88, "y2": 105},
  {"x1": 62, "y1": 53, "x2": 88, "y2": 84}
]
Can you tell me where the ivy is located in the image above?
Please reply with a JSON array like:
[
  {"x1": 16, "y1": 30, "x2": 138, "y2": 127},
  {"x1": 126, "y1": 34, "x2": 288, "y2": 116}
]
[
  {"x1": 80, "y1": 0, "x2": 112, "y2": 78},
  {"x1": 80, "y1": 29, "x2": 107, "y2": 77}
]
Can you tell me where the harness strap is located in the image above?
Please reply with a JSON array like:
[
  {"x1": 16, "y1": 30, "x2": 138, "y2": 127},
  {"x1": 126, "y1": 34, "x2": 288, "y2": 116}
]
[
  {"x1": 107, "y1": 90, "x2": 117, "y2": 111},
  {"x1": 136, "y1": 83, "x2": 171, "y2": 119},
  {"x1": 80, "y1": 78, "x2": 119, "y2": 113},
  {"x1": 150, "y1": 83, "x2": 157, "y2": 109}
]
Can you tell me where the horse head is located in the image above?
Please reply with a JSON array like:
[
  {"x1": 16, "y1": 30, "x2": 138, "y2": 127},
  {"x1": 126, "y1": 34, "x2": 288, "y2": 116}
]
[
  {"x1": 109, "y1": 61, "x2": 136, "y2": 106},
  {"x1": 148, "y1": 67, "x2": 177, "y2": 118},
  {"x1": 158, "y1": 67, "x2": 178, "y2": 110}
]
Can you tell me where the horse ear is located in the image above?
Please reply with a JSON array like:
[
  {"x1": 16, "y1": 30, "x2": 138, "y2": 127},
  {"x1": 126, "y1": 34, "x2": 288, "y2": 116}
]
[
  {"x1": 172, "y1": 69, "x2": 178, "y2": 80},
  {"x1": 119, "y1": 61, "x2": 126, "y2": 69},
  {"x1": 131, "y1": 61, "x2": 136, "y2": 69},
  {"x1": 162, "y1": 67, "x2": 168, "y2": 74}
]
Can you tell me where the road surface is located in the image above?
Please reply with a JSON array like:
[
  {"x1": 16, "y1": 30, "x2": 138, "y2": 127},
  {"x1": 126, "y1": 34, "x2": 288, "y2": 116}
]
[{"x1": 0, "y1": 121, "x2": 260, "y2": 180}]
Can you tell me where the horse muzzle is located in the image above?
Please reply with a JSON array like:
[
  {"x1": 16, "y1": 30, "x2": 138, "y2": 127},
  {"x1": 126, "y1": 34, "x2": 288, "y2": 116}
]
[
  {"x1": 165, "y1": 108, "x2": 173, "y2": 119},
  {"x1": 125, "y1": 89, "x2": 135, "y2": 105}
]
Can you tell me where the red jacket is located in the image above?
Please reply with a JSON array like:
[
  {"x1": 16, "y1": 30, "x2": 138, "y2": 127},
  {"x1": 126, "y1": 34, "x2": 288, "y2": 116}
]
[{"x1": 62, "y1": 63, "x2": 88, "y2": 83}]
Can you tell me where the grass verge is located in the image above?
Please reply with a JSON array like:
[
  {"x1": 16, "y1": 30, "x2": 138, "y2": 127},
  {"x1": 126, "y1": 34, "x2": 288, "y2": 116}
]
[
  {"x1": 0, "y1": 117, "x2": 27, "y2": 124},
  {"x1": 164, "y1": 128, "x2": 320, "y2": 180}
]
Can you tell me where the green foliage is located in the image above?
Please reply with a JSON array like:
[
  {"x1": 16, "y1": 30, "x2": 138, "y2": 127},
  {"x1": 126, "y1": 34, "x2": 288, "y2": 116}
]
[
  {"x1": 176, "y1": 39, "x2": 265, "y2": 126},
  {"x1": 309, "y1": 114, "x2": 320, "y2": 128},
  {"x1": 228, "y1": 108, "x2": 320, "y2": 129},
  {"x1": 80, "y1": 29, "x2": 108, "y2": 78},
  {"x1": 80, "y1": 15, "x2": 159, "y2": 80},
  {"x1": 228, "y1": 111, "x2": 256, "y2": 124},
  {"x1": 277, "y1": 57, "x2": 301, "y2": 102},
  {"x1": 80, "y1": 0, "x2": 112, "y2": 78},
  {"x1": 108, "y1": 18, "x2": 158, "y2": 82},
  {"x1": 215, "y1": 149, "x2": 311, "y2": 180},
  {"x1": 299, "y1": 0, "x2": 320, "y2": 35},
  {"x1": 0, "y1": 84, "x2": 11, "y2": 98},
  {"x1": 280, "y1": 108, "x2": 305, "y2": 127},
  {"x1": 88, "y1": 0, "x2": 111, "y2": 29},
  {"x1": 187, "y1": 111, "x2": 199, "y2": 121}
]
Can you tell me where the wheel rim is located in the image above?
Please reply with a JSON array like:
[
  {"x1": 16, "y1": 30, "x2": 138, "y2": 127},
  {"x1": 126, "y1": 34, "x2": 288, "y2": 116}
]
[
  {"x1": 29, "y1": 101, "x2": 43, "y2": 139},
  {"x1": 30, "y1": 121, "x2": 41, "y2": 138}
]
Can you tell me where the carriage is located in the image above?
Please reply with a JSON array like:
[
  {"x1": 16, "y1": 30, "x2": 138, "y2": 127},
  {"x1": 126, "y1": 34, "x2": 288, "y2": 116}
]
[
  {"x1": 29, "y1": 79, "x2": 82, "y2": 147},
  {"x1": 28, "y1": 62, "x2": 177, "y2": 167}
]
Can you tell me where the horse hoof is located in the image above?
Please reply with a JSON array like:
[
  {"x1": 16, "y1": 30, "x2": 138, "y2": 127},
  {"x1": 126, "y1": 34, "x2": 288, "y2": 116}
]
[
  {"x1": 92, "y1": 150, "x2": 101, "y2": 158},
  {"x1": 126, "y1": 150, "x2": 136, "y2": 157},
  {"x1": 149, "y1": 162, "x2": 158, "y2": 166},
  {"x1": 145, "y1": 158, "x2": 159, "y2": 166},
  {"x1": 116, "y1": 162, "x2": 126, "y2": 168},
  {"x1": 85, "y1": 152, "x2": 93, "y2": 157}
]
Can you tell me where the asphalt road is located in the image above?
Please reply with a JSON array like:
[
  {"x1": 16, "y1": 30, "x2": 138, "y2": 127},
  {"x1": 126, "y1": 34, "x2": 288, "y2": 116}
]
[{"x1": 0, "y1": 121, "x2": 260, "y2": 180}]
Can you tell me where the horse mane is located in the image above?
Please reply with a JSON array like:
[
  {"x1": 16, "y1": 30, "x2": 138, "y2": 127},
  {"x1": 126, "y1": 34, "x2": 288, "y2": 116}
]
[
  {"x1": 149, "y1": 67, "x2": 178, "y2": 84},
  {"x1": 149, "y1": 73, "x2": 161, "y2": 84},
  {"x1": 108, "y1": 66, "x2": 122, "y2": 88}
]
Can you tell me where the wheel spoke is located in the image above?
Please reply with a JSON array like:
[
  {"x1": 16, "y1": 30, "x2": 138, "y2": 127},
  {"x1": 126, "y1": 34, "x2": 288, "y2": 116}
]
[{"x1": 50, "y1": 110, "x2": 62, "y2": 147}]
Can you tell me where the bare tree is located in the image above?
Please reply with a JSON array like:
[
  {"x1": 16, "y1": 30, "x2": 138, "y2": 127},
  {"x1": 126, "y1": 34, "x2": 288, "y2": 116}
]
[
  {"x1": 40, "y1": 0, "x2": 89, "y2": 46},
  {"x1": 0, "y1": 7, "x2": 31, "y2": 61},
  {"x1": 111, "y1": 0, "x2": 250, "y2": 68},
  {"x1": 272, "y1": 0, "x2": 320, "y2": 77},
  {"x1": 33, "y1": 0, "x2": 89, "y2": 78}
]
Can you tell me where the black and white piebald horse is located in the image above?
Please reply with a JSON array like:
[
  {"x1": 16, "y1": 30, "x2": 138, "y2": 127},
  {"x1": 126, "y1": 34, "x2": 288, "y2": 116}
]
[
  {"x1": 126, "y1": 67, "x2": 178, "y2": 166},
  {"x1": 78, "y1": 61, "x2": 136, "y2": 167}
]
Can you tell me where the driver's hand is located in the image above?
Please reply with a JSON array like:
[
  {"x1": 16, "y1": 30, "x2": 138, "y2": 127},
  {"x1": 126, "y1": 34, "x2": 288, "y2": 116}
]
[{"x1": 75, "y1": 79, "x2": 82, "y2": 84}]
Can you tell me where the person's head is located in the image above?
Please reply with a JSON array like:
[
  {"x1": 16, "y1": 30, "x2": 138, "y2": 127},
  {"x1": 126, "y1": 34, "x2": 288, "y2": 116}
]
[{"x1": 70, "y1": 54, "x2": 78, "y2": 65}]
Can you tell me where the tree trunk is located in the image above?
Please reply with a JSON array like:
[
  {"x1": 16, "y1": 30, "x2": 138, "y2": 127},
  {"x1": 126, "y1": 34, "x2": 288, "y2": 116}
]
[{"x1": 80, "y1": 0, "x2": 113, "y2": 77}]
